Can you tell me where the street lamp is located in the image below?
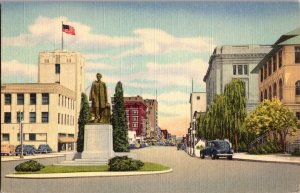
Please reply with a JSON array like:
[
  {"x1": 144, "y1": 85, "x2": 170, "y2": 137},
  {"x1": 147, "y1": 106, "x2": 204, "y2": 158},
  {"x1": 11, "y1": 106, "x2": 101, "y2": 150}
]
[
  {"x1": 192, "y1": 117, "x2": 196, "y2": 157},
  {"x1": 18, "y1": 111, "x2": 24, "y2": 159}
]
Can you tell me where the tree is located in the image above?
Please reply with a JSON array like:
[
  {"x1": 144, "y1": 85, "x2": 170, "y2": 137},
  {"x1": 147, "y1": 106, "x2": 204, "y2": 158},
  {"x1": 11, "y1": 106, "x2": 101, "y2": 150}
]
[
  {"x1": 112, "y1": 81, "x2": 129, "y2": 152},
  {"x1": 77, "y1": 93, "x2": 91, "y2": 152},
  {"x1": 224, "y1": 79, "x2": 247, "y2": 152},
  {"x1": 245, "y1": 98, "x2": 298, "y2": 150}
]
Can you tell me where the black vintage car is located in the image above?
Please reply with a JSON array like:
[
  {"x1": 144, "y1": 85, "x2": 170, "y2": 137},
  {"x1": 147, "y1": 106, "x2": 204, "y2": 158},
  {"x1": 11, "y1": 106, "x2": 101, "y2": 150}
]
[
  {"x1": 15, "y1": 145, "x2": 37, "y2": 156},
  {"x1": 200, "y1": 140, "x2": 233, "y2": 160}
]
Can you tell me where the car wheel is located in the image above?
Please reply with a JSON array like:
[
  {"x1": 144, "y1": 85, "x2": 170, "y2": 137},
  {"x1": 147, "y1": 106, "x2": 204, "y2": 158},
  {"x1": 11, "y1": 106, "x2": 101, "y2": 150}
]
[
  {"x1": 200, "y1": 152, "x2": 205, "y2": 159},
  {"x1": 211, "y1": 152, "x2": 218, "y2": 160},
  {"x1": 227, "y1": 155, "x2": 233, "y2": 160}
]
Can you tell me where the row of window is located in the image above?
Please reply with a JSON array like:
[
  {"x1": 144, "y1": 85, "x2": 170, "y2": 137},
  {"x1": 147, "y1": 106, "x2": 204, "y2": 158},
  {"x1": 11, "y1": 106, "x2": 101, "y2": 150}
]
[
  {"x1": 2, "y1": 133, "x2": 39, "y2": 141},
  {"x1": 260, "y1": 80, "x2": 300, "y2": 102},
  {"x1": 233, "y1": 65, "x2": 248, "y2": 76},
  {"x1": 58, "y1": 113, "x2": 75, "y2": 126},
  {"x1": 261, "y1": 50, "x2": 283, "y2": 82},
  {"x1": 58, "y1": 94, "x2": 75, "y2": 110},
  {"x1": 4, "y1": 112, "x2": 49, "y2": 123},
  {"x1": 4, "y1": 93, "x2": 49, "y2": 105}
]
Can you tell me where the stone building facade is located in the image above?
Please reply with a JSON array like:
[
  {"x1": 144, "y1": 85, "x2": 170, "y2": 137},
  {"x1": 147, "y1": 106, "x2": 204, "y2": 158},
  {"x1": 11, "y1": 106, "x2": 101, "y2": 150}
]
[{"x1": 204, "y1": 45, "x2": 271, "y2": 112}]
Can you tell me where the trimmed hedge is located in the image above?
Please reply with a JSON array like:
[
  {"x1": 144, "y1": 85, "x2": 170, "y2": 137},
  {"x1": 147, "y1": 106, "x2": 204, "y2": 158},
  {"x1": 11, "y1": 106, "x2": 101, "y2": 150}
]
[
  {"x1": 108, "y1": 156, "x2": 144, "y2": 171},
  {"x1": 249, "y1": 141, "x2": 282, "y2": 155},
  {"x1": 15, "y1": 160, "x2": 45, "y2": 172},
  {"x1": 291, "y1": 147, "x2": 300, "y2": 156}
]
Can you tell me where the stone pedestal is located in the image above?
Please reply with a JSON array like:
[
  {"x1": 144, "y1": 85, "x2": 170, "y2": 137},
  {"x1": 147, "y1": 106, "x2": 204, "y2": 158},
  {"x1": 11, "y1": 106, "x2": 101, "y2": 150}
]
[{"x1": 80, "y1": 124, "x2": 114, "y2": 162}]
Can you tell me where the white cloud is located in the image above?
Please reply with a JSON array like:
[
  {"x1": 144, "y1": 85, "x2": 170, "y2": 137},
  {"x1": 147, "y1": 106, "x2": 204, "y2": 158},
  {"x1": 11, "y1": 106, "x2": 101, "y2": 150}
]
[
  {"x1": 86, "y1": 62, "x2": 116, "y2": 71},
  {"x1": 1, "y1": 60, "x2": 37, "y2": 81},
  {"x1": 2, "y1": 17, "x2": 214, "y2": 58},
  {"x1": 2, "y1": 16, "x2": 136, "y2": 49},
  {"x1": 120, "y1": 28, "x2": 215, "y2": 57}
]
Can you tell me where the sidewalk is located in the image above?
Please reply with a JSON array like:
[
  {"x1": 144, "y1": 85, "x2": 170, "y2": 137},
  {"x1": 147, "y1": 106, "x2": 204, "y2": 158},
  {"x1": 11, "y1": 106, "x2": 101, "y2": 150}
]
[
  {"x1": 234, "y1": 153, "x2": 300, "y2": 165},
  {"x1": 1, "y1": 152, "x2": 70, "y2": 162}
]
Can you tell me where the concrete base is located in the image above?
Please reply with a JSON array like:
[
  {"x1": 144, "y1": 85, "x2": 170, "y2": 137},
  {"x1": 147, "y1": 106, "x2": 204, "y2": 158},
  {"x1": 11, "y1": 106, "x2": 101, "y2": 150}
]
[{"x1": 81, "y1": 124, "x2": 115, "y2": 160}]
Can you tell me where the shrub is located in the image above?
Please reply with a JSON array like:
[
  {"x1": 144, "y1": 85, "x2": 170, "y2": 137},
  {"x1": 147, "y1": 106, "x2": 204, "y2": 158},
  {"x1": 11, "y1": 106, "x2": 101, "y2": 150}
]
[
  {"x1": 15, "y1": 160, "x2": 45, "y2": 172},
  {"x1": 108, "y1": 156, "x2": 144, "y2": 171},
  {"x1": 248, "y1": 140, "x2": 283, "y2": 155},
  {"x1": 291, "y1": 147, "x2": 300, "y2": 156}
]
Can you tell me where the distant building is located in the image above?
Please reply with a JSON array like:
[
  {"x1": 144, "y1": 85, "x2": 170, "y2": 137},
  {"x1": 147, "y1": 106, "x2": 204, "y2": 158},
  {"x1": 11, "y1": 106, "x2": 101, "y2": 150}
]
[
  {"x1": 161, "y1": 129, "x2": 168, "y2": 140},
  {"x1": 189, "y1": 92, "x2": 206, "y2": 124},
  {"x1": 144, "y1": 99, "x2": 158, "y2": 134},
  {"x1": 112, "y1": 95, "x2": 147, "y2": 138},
  {"x1": 204, "y1": 45, "x2": 271, "y2": 112},
  {"x1": 252, "y1": 28, "x2": 300, "y2": 121},
  {"x1": 1, "y1": 50, "x2": 85, "y2": 152}
]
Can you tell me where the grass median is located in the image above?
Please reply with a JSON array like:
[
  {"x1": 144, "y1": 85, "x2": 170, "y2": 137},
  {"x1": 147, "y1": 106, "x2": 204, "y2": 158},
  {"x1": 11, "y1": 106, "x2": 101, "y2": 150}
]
[{"x1": 15, "y1": 162, "x2": 170, "y2": 174}]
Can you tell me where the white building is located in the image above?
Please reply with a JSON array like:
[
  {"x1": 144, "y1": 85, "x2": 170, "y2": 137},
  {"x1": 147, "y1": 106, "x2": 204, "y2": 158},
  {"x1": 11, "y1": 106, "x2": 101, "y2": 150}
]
[
  {"x1": 1, "y1": 50, "x2": 85, "y2": 151},
  {"x1": 189, "y1": 92, "x2": 206, "y2": 123},
  {"x1": 203, "y1": 45, "x2": 271, "y2": 112}
]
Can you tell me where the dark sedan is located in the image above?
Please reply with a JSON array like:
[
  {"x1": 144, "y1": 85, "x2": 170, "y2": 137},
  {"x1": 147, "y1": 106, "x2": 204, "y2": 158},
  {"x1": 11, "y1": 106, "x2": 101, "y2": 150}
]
[
  {"x1": 37, "y1": 144, "x2": 52, "y2": 154},
  {"x1": 200, "y1": 140, "x2": 233, "y2": 160}
]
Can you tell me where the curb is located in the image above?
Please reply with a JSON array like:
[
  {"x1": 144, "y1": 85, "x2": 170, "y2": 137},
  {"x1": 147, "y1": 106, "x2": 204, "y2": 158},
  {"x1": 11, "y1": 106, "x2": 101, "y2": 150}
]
[
  {"x1": 1, "y1": 155, "x2": 65, "y2": 162},
  {"x1": 233, "y1": 158, "x2": 300, "y2": 166},
  {"x1": 5, "y1": 168, "x2": 173, "y2": 179}
]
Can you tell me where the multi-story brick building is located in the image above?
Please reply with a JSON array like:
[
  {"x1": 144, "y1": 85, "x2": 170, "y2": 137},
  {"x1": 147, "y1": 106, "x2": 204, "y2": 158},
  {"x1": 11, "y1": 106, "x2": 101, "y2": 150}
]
[
  {"x1": 144, "y1": 99, "x2": 158, "y2": 137},
  {"x1": 252, "y1": 28, "x2": 300, "y2": 120},
  {"x1": 204, "y1": 45, "x2": 271, "y2": 112}
]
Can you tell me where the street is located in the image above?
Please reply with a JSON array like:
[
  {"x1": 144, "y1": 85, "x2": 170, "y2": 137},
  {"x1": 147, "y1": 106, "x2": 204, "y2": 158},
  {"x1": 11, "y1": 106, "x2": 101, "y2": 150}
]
[{"x1": 1, "y1": 146, "x2": 300, "y2": 193}]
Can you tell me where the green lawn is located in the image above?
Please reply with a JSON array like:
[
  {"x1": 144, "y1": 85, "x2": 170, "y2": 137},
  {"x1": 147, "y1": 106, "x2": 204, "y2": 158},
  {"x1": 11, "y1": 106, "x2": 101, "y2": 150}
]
[{"x1": 15, "y1": 162, "x2": 170, "y2": 174}]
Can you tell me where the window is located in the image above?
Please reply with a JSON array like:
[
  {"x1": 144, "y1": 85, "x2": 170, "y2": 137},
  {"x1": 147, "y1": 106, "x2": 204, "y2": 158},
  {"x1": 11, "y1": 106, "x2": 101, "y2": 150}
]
[
  {"x1": 273, "y1": 55, "x2": 277, "y2": 72},
  {"x1": 4, "y1": 112, "x2": 11, "y2": 123},
  {"x1": 132, "y1": 110, "x2": 138, "y2": 115},
  {"x1": 238, "y1": 65, "x2": 243, "y2": 75},
  {"x1": 273, "y1": 83, "x2": 277, "y2": 97},
  {"x1": 196, "y1": 96, "x2": 200, "y2": 100},
  {"x1": 17, "y1": 112, "x2": 24, "y2": 123},
  {"x1": 260, "y1": 91, "x2": 263, "y2": 102},
  {"x1": 2, "y1": 134, "x2": 9, "y2": 141},
  {"x1": 264, "y1": 89, "x2": 267, "y2": 100},
  {"x1": 296, "y1": 112, "x2": 300, "y2": 120},
  {"x1": 30, "y1": 93, "x2": 36, "y2": 105},
  {"x1": 296, "y1": 81, "x2": 300, "y2": 95},
  {"x1": 29, "y1": 134, "x2": 36, "y2": 141},
  {"x1": 264, "y1": 63, "x2": 267, "y2": 79},
  {"x1": 269, "y1": 86, "x2": 272, "y2": 100},
  {"x1": 133, "y1": 117, "x2": 138, "y2": 121},
  {"x1": 61, "y1": 114, "x2": 63, "y2": 125},
  {"x1": 279, "y1": 50, "x2": 282, "y2": 68},
  {"x1": 42, "y1": 112, "x2": 49, "y2": 123},
  {"x1": 260, "y1": 69, "x2": 263, "y2": 82},
  {"x1": 244, "y1": 65, "x2": 248, "y2": 75},
  {"x1": 17, "y1": 93, "x2": 24, "y2": 105},
  {"x1": 58, "y1": 95, "x2": 60, "y2": 105},
  {"x1": 58, "y1": 113, "x2": 60, "y2": 124},
  {"x1": 268, "y1": 60, "x2": 272, "y2": 76},
  {"x1": 55, "y1": 64, "x2": 60, "y2": 74},
  {"x1": 29, "y1": 112, "x2": 36, "y2": 123},
  {"x1": 233, "y1": 65, "x2": 237, "y2": 75},
  {"x1": 295, "y1": 46, "x2": 300, "y2": 63},
  {"x1": 279, "y1": 79, "x2": 283, "y2": 100},
  {"x1": 42, "y1": 93, "x2": 49, "y2": 105},
  {"x1": 4, "y1": 94, "x2": 11, "y2": 105}
]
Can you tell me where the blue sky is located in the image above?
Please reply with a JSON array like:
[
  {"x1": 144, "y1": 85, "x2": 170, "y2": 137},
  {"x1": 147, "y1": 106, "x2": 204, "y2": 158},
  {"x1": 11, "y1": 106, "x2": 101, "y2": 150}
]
[{"x1": 2, "y1": 1, "x2": 299, "y2": 136}]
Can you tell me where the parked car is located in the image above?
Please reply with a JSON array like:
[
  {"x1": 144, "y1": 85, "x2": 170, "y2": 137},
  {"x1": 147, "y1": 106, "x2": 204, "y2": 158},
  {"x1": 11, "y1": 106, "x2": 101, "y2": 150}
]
[
  {"x1": 1, "y1": 144, "x2": 15, "y2": 156},
  {"x1": 129, "y1": 144, "x2": 136, "y2": 149},
  {"x1": 177, "y1": 143, "x2": 185, "y2": 150},
  {"x1": 37, "y1": 144, "x2": 52, "y2": 154},
  {"x1": 200, "y1": 140, "x2": 233, "y2": 160},
  {"x1": 15, "y1": 145, "x2": 37, "y2": 156},
  {"x1": 140, "y1": 143, "x2": 146, "y2": 148}
]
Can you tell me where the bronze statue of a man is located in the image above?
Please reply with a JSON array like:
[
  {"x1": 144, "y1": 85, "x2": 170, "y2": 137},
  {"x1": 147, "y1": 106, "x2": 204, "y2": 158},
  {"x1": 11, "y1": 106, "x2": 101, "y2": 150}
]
[{"x1": 89, "y1": 73, "x2": 110, "y2": 123}]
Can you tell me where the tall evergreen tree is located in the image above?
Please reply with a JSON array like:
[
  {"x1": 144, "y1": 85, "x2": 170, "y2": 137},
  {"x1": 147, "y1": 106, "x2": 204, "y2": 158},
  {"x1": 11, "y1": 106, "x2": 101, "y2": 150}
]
[
  {"x1": 112, "y1": 81, "x2": 129, "y2": 152},
  {"x1": 77, "y1": 93, "x2": 91, "y2": 152}
]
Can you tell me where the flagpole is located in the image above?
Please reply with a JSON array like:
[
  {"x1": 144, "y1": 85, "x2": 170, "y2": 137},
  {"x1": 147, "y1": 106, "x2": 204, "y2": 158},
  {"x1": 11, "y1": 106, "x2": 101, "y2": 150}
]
[{"x1": 61, "y1": 21, "x2": 63, "y2": 50}]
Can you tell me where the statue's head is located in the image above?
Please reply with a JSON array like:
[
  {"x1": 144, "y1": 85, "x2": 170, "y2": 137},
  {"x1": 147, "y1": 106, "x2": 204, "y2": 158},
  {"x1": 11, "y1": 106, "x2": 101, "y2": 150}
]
[{"x1": 96, "y1": 73, "x2": 102, "y2": 80}]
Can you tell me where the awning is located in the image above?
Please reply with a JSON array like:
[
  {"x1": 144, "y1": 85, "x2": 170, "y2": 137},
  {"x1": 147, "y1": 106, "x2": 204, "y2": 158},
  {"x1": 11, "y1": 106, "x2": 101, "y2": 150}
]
[{"x1": 58, "y1": 137, "x2": 75, "y2": 143}]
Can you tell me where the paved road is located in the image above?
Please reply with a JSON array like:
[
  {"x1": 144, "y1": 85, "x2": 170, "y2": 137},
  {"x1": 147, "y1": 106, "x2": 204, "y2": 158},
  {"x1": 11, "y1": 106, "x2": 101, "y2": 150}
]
[{"x1": 1, "y1": 147, "x2": 300, "y2": 193}]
